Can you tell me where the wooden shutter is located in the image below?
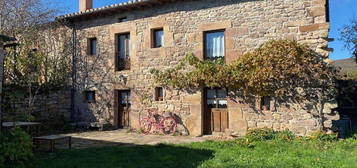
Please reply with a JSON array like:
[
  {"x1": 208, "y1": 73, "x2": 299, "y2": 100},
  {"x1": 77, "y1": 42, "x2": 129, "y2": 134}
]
[
  {"x1": 212, "y1": 110, "x2": 221, "y2": 132},
  {"x1": 212, "y1": 109, "x2": 228, "y2": 132}
]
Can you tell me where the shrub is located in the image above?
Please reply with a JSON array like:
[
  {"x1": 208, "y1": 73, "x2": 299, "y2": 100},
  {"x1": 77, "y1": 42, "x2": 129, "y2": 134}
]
[
  {"x1": 0, "y1": 127, "x2": 34, "y2": 168},
  {"x1": 275, "y1": 130, "x2": 296, "y2": 141},
  {"x1": 245, "y1": 128, "x2": 277, "y2": 141},
  {"x1": 346, "y1": 71, "x2": 357, "y2": 81},
  {"x1": 245, "y1": 128, "x2": 296, "y2": 142},
  {"x1": 234, "y1": 138, "x2": 255, "y2": 148},
  {"x1": 309, "y1": 131, "x2": 338, "y2": 141}
]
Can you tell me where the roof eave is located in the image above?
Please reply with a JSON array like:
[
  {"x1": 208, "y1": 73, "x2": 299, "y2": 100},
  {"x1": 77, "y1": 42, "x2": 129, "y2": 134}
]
[{"x1": 56, "y1": 0, "x2": 174, "y2": 21}]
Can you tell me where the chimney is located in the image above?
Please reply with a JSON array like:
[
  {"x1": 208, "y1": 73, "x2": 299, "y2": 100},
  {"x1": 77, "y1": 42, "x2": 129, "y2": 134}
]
[{"x1": 79, "y1": 0, "x2": 93, "y2": 12}]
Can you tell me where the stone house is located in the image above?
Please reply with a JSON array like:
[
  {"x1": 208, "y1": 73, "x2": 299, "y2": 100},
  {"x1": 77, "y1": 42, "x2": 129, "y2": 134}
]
[{"x1": 57, "y1": 0, "x2": 336, "y2": 136}]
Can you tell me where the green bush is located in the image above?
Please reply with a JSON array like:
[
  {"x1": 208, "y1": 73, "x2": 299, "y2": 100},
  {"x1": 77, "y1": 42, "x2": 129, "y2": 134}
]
[
  {"x1": 309, "y1": 131, "x2": 338, "y2": 141},
  {"x1": 245, "y1": 128, "x2": 296, "y2": 142},
  {"x1": 0, "y1": 127, "x2": 34, "y2": 168},
  {"x1": 275, "y1": 130, "x2": 296, "y2": 141},
  {"x1": 246, "y1": 128, "x2": 275, "y2": 141},
  {"x1": 346, "y1": 70, "x2": 357, "y2": 81}
]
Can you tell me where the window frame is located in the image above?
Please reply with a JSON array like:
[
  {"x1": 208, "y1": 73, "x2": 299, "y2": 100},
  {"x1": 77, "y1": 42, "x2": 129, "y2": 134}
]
[
  {"x1": 115, "y1": 33, "x2": 131, "y2": 71},
  {"x1": 119, "y1": 90, "x2": 131, "y2": 107},
  {"x1": 87, "y1": 37, "x2": 97, "y2": 56},
  {"x1": 155, "y1": 87, "x2": 164, "y2": 101},
  {"x1": 203, "y1": 29, "x2": 226, "y2": 61},
  {"x1": 205, "y1": 88, "x2": 228, "y2": 109},
  {"x1": 151, "y1": 28, "x2": 164, "y2": 48}
]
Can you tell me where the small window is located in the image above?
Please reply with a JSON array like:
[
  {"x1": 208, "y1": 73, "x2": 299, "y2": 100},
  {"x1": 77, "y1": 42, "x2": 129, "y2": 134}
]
[
  {"x1": 118, "y1": 17, "x2": 128, "y2": 23},
  {"x1": 155, "y1": 87, "x2": 164, "y2": 101},
  {"x1": 84, "y1": 91, "x2": 96, "y2": 103},
  {"x1": 204, "y1": 30, "x2": 225, "y2": 60},
  {"x1": 152, "y1": 28, "x2": 164, "y2": 48},
  {"x1": 88, "y1": 38, "x2": 97, "y2": 55},
  {"x1": 260, "y1": 96, "x2": 271, "y2": 111}
]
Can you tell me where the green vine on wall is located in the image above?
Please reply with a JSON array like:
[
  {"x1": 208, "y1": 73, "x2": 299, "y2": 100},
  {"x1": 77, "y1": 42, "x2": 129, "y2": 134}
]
[{"x1": 151, "y1": 40, "x2": 339, "y2": 103}]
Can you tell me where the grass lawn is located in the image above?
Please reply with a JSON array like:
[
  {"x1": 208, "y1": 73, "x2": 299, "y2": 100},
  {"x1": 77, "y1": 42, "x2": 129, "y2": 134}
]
[{"x1": 36, "y1": 138, "x2": 357, "y2": 168}]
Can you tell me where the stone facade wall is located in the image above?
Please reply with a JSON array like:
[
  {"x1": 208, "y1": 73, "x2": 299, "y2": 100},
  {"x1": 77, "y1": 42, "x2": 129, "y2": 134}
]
[
  {"x1": 3, "y1": 90, "x2": 71, "y2": 124},
  {"x1": 71, "y1": 0, "x2": 336, "y2": 136}
]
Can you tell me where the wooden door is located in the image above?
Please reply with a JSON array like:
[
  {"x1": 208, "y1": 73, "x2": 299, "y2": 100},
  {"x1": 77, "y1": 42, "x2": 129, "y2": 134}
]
[
  {"x1": 114, "y1": 90, "x2": 131, "y2": 129},
  {"x1": 204, "y1": 88, "x2": 228, "y2": 134}
]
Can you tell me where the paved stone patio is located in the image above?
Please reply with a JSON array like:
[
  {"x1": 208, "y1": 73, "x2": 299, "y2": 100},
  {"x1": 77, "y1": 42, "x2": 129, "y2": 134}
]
[{"x1": 48, "y1": 130, "x2": 234, "y2": 150}]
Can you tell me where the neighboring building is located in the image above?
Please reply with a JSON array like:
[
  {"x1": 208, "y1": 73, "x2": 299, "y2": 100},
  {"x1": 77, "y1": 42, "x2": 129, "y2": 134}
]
[{"x1": 58, "y1": 0, "x2": 336, "y2": 136}]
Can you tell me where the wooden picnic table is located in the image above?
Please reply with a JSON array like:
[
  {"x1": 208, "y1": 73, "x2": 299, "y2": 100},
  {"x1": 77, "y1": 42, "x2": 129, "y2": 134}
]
[{"x1": 1, "y1": 121, "x2": 41, "y2": 136}]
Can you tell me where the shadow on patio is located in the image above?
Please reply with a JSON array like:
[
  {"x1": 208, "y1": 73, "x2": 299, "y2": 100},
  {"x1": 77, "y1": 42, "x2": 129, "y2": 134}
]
[{"x1": 36, "y1": 137, "x2": 214, "y2": 168}]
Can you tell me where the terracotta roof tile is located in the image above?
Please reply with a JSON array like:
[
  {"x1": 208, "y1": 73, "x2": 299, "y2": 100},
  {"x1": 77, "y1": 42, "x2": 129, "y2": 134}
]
[{"x1": 57, "y1": 0, "x2": 170, "y2": 20}]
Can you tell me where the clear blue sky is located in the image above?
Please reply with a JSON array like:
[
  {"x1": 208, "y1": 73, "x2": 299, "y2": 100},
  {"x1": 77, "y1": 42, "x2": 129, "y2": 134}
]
[{"x1": 48, "y1": 0, "x2": 357, "y2": 60}]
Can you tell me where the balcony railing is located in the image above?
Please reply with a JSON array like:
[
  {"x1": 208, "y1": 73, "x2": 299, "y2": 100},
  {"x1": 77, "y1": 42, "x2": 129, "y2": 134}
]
[{"x1": 117, "y1": 58, "x2": 130, "y2": 71}]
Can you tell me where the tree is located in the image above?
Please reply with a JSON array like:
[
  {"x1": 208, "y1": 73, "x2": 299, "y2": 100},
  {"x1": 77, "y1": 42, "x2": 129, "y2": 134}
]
[
  {"x1": 340, "y1": 18, "x2": 357, "y2": 63},
  {"x1": 151, "y1": 40, "x2": 339, "y2": 130},
  {"x1": 0, "y1": 0, "x2": 57, "y2": 35},
  {"x1": 2, "y1": 23, "x2": 72, "y2": 121},
  {"x1": 0, "y1": 0, "x2": 71, "y2": 121}
]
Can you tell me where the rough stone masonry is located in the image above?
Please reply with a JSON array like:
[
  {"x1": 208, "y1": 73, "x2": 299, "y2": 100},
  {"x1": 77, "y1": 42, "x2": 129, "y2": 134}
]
[{"x1": 60, "y1": 0, "x2": 337, "y2": 136}]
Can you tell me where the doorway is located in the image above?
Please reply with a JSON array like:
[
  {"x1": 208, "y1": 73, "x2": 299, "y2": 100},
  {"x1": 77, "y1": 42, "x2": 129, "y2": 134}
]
[
  {"x1": 114, "y1": 90, "x2": 131, "y2": 129},
  {"x1": 203, "y1": 88, "x2": 228, "y2": 135}
]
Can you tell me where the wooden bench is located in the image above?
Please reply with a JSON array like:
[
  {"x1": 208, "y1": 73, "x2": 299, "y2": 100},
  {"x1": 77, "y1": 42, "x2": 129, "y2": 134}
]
[{"x1": 33, "y1": 135, "x2": 71, "y2": 152}]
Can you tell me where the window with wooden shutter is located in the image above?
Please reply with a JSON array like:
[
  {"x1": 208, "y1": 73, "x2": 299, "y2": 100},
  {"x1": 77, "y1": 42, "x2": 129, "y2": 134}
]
[
  {"x1": 115, "y1": 33, "x2": 130, "y2": 71},
  {"x1": 155, "y1": 87, "x2": 164, "y2": 101}
]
